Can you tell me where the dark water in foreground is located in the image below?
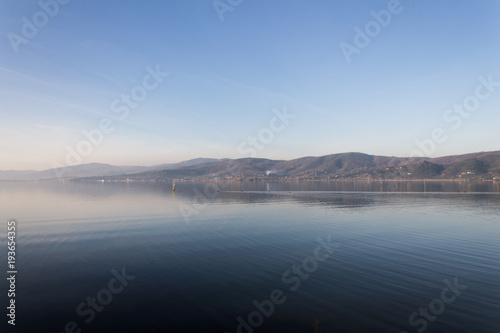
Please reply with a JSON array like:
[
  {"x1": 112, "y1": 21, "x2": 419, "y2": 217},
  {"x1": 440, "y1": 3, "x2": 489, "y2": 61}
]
[{"x1": 1, "y1": 181, "x2": 499, "y2": 333}]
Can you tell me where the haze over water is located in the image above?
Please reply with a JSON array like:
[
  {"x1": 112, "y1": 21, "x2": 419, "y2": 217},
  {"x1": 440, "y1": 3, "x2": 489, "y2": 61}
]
[{"x1": 1, "y1": 181, "x2": 499, "y2": 333}]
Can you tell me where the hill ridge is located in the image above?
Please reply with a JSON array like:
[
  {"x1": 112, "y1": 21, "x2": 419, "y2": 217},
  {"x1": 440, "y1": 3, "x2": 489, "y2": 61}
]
[{"x1": 66, "y1": 150, "x2": 500, "y2": 182}]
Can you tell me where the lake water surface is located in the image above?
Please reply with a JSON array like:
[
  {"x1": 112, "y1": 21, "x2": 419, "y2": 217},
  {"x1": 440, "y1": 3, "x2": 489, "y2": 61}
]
[{"x1": 1, "y1": 181, "x2": 499, "y2": 333}]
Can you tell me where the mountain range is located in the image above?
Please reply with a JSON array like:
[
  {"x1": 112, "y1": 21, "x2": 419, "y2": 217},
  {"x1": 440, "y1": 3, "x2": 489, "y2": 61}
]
[
  {"x1": 2, "y1": 151, "x2": 500, "y2": 181},
  {"x1": 0, "y1": 158, "x2": 223, "y2": 181}
]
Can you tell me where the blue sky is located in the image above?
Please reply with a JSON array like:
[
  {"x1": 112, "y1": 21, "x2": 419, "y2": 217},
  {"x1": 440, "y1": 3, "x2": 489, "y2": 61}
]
[{"x1": 1, "y1": 0, "x2": 499, "y2": 170}]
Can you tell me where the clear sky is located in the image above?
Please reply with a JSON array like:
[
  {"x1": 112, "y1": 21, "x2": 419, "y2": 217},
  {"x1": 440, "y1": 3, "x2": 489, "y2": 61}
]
[{"x1": 1, "y1": 0, "x2": 499, "y2": 170}]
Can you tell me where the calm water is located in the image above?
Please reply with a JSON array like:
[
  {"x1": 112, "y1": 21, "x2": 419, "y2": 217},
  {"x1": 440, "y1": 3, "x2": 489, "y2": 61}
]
[{"x1": 1, "y1": 181, "x2": 499, "y2": 333}]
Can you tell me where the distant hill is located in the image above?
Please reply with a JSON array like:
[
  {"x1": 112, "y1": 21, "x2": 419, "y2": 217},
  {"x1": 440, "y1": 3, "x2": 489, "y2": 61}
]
[
  {"x1": 0, "y1": 158, "x2": 224, "y2": 181},
  {"x1": 0, "y1": 163, "x2": 147, "y2": 181},
  {"x1": 2, "y1": 152, "x2": 499, "y2": 181},
  {"x1": 68, "y1": 150, "x2": 500, "y2": 182}
]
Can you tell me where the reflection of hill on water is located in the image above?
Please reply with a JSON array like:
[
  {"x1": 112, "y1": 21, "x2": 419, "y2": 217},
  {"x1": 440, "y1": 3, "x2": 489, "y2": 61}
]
[{"x1": 170, "y1": 180, "x2": 500, "y2": 196}]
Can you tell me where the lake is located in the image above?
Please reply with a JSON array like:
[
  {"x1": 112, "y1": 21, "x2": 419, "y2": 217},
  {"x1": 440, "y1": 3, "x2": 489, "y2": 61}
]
[{"x1": 1, "y1": 180, "x2": 499, "y2": 333}]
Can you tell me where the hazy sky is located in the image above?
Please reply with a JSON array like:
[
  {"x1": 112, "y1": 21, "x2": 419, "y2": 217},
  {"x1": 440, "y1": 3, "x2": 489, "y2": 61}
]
[{"x1": 1, "y1": 0, "x2": 499, "y2": 170}]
